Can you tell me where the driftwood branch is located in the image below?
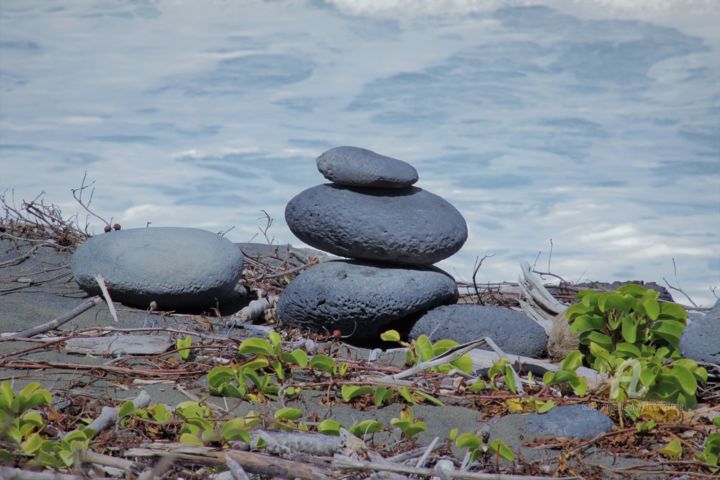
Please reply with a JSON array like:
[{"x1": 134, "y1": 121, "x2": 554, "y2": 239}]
[
  {"x1": 332, "y1": 454, "x2": 578, "y2": 479},
  {"x1": 126, "y1": 444, "x2": 331, "y2": 480},
  {"x1": 1, "y1": 296, "x2": 103, "y2": 339},
  {"x1": 80, "y1": 390, "x2": 151, "y2": 437},
  {"x1": 0, "y1": 467, "x2": 112, "y2": 480}
]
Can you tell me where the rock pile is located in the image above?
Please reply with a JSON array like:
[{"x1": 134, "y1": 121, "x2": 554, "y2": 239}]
[{"x1": 277, "y1": 146, "x2": 468, "y2": 342}]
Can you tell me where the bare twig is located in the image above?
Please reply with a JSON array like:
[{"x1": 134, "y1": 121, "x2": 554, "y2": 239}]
[
  {"x1": 663, "y1": 258, "x2": 698, "y2": 308},
  {"x1": 1, "y1": 296, "x2": 103, "y2": 339},
  {"x1": 472, "y1": 255, "x2": 494, "y2": 305}
]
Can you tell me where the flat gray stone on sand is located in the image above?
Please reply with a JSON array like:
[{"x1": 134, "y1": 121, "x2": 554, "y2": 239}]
[
  {"x1": 489, "y1": 405, "x2": 613, "y2": 446},
  {"x1": 316, "y1": 146, "x2": 418, "y2": 188},
  {"x1": 285, "y1": 184, "x2": 467, "y2": 265},
  {"x1": 409, "y1": 304, "x2": 548, "y2": 357},
  {"x1": 681, "y1": 300, "x2": 720, "y2": 363},
  {"x1": 276, "y1": 260, "x2": 458, "y2": 342},
  {"x1": 71, "y1": 227, "x2": 244, "y2": 311},
  {"x1": 488, "y1": 405, "x2": 615, "y2": 465}
]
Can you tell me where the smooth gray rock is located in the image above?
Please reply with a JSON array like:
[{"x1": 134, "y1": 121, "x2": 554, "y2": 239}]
[
  {"x1": 71, "y1": 227, "x2": 244, "y2": 311},
  {"x1": 681, "y1": 300, "x2": 720, "y2": 363},
  {"x1": 316, "y1": 146, "x2": 418, "y2": 188},
  {"x1": 488, "y1": 406, "x2": 614, "y2": 464},
  {"x1": 285, "y1": 184, "x2": 467, "y2": 265},
  {"x1": 276, "y1": 260, "x2": 458, "y2": 342},
  {"x1": 409, "y1": 304, "x2": 548, "y2": 357}
]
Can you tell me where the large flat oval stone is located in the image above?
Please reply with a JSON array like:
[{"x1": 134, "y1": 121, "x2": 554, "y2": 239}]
[
  {"x1": 276, "y1": 260, "x2": 458, "y2": 342},
  {"x1": 71, "y1": 227, "x2": 244, "y2": 311},
  {"x1": 409, "y1": 304, "x2": 548, "y2": 357},
  {"x1": 285, "y1": 184, "x2": 467, "y2": 265},
  {"x1": 316, "y1": 146, "x2": 418, "y2": 188}
]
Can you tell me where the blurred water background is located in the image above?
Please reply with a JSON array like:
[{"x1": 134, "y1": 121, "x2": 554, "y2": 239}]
[{"x1": 1, "y1": 0, "x2": 718, "y2": 306}]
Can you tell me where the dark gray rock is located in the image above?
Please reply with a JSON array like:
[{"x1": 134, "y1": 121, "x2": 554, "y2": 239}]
[
  {"x1": 409, "y1": 304, "x2": 547, "y2": 357},
  {"x1": 285, "y1": 184, "x2": 467, "y2": 265},
  {"x1": 71, "y1": 227, "x2": 244, "y2": 311},
  {"x1": 489, "y1": 406, "x2": 613, "y2": 448},
  {"x1": 488, "y1": 406, "x2": 614, "y2": 465},
  {"x1": 681, "y1": 300, "x2": 720, "y2": 364},
  {"x1": 316, "y1": 146, "x2": 418, "y2": 188},
  {"x1": 276, "y1": 260, "x2": 458, "y2": 342}
]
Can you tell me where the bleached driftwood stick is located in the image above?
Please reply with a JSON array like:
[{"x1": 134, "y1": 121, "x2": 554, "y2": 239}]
[
  {"x1": 468, "y1": 349, "x2": 604, "y2": 389},
  {"x1": 388, "y1": 338, "x2": 489, "y2": 380},
  {"x1": 95, "y1": 274, "x2": 119, "y2": 323},
  {"x1": 518, "y1": 261, "x2": 567, "y2": 334},
  {"x1": 333, "y1": 454, "x2": 578, "y2": 479},
  {"x1": 78, "y1": 390, "x2": 150, "y2": 437},
  {"x1": 0, "y1": 467, "x2": 113, "y2": 480},
  {"x1": 2, "y1": 296, "x2": 103, "y2": 339},
  {"x1": 125, "y1": 445, "x2": 331, "y2": 480}
]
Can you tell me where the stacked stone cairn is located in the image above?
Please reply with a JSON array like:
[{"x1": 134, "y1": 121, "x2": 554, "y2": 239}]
[{"x1": 277, "y1": 146, "x2": 468, "y2": 343}]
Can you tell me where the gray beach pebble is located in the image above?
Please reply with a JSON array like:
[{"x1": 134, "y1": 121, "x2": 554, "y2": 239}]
[
  {"x1": 71, "y1": 227, "x2": 244, "y2": 311},
  {"x1": 489, "y1": 405, "x2": 613, "y2": 443},
  {"x1": 488, "y1": 405, "x2": 614, "y2": 463},
  {"x1": 681, "y1": 300, "x2": 720, "y2": 364},
  {"x1": 276, "y1": 260, "x2": 458, "y2": 342},
  {"x1": 409, "y1": 304, "x2": 548, "y2": 357},
  {"x1": 285, "y1": 184, "x2": 467, "y2": 265},
  {"x1": 317, "y1": 146, "x2": 418, "y2": 188}
]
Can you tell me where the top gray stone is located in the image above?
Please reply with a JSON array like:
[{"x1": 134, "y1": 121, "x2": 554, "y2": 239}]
[
  {"x1": 71, "y1": 227, "x2": 244, "y2": 311},
  {"x1": 316, "y1": 146, "x2": 418, "y2": 188}
]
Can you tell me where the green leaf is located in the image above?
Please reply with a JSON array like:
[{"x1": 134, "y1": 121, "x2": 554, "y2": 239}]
[
  {"x1": 468, "y1": 379, "x2": 486, "y2": 392},
  {"x1": 318, "y1": 419, "x2": 342, "y2": 436},
  {"x1": 642, "y1": 297, "x2": 660, "y2": 321},
  {"x1": 221, "y1": 418, "x2": 251, "y2": 443},
  {"x1": 341, "y1": 385, "x2": 373, "y2": 403},
  {"x1": 456, "y1": 432, "x2": 483, "y2": 450},
  {"x1": 489, "y1": 438, "x2": 515, "y2": 461},
  {"x1": 660, "y1": 438, "x2": 682, "y2": 459},
  {"x1": 238, "y1": 337, "x2": 274, "y2": 356},
  {"x1": 176, "y1": 336, "x2": 192, "y2": 360},
  {"x1": 670, "y1": 366, "x2": 697, "y2": 396},
  {"x1": 659, "y1": 302, "x2": 687, "y2": 321},
  {"x1": 380, "y1": 330, "x2": 401, "y2": 342},
  {"x1": 309, "y1": 354, "x2": 336, "y2": 374},
  {"x1": 450, "y1": 353, "x2": 474, "y2": 374},
  {"x1": 373, "y1": 386, "x2": 392, "y2": 406},
  {"x1": 651, "y1": 320, "x2": 685, "y2": 345},
  {"x1": 207, "y1": 366, "x2": 235, "y2": 389},
  {"x1": 448, "y1": 428, "x2": 458, "y2": 440},
  {"x1": 504, "y1": 366, "x2": 517, "y2": 393},
  {"x1": 621, "y1": 316, "x2": 637, "y2": 344},
  {"x1": 397, "y1": 387, "x2": 415, "y2": 404},
  {"x1": 537, "y1": 400, "x2": 557, "y2": 413},
  {"x1": 584, "y1": 331, "x2": 613, "y2": 350},
  {"x1": 614, "y1": 342, "x2": 642, "y2": 358},
  {"x1": 20, "y1": 432, "x2": 43, "y2": 454},
  {"x1": 561, "y1": 351, "x2": 583, "y2": 371},
  {"x1": 415, "y1": 335, "x2": 433, "y2": 362},
  {"x1": 117, "y1": 400, "x2": 136, "y2": 419},
  {"x1": 616, "y1": 284, "x2": 649, "y2": 297},
  {"x1": 349, "y1": 420, "x2": 383, "y2": 437},
  {"x1": 636, "y1": 420, "x2": 656, "y2": 433},
  {"x1": 413, "y1": 390, "x2": 444, "y2": 406},
  {"x1": 268, "y1": 330, "x2": 282, "y2": 348},
  {"x1": 149, "y1": 404, "x2": 171, "y2": 423},
  {"x1": 286, "y1": 349, "x2": 308, "y2": 367},
  {"x1": 274, "y1": 407, "x2": 303, "y2": 422}
]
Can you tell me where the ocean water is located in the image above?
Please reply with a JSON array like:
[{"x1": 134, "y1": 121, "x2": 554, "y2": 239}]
[{"x1": 1, "y1": 0, "x2": 718, "y2": 306}]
